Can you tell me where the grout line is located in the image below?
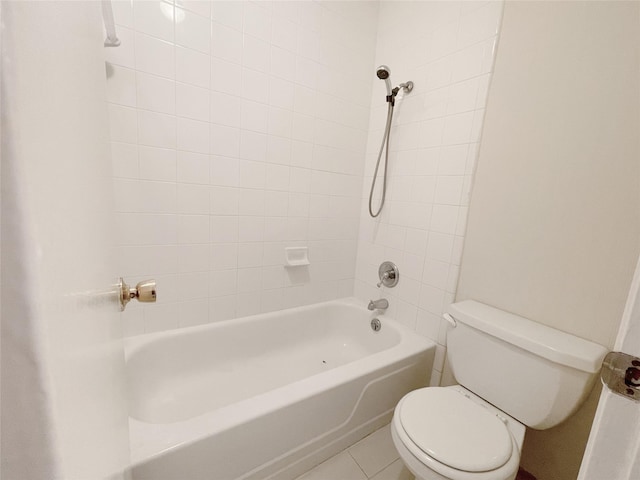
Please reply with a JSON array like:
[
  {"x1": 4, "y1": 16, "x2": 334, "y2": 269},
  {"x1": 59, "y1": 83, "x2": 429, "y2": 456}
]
[
  {"x1": 349, "y1": 446, "x2": 399, "y2": 480},
  {"x1": 346, "y1": 450, "x2": 370, "y2": 479}
]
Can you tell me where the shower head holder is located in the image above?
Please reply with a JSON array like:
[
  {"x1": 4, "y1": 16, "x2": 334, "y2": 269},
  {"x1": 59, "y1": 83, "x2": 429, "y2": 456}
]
[
  {"x1": 387, "y1": 80, "x2": 413, "y2": 105},
  {"x1": 386, "y1": 81, "x2": 414, "y2": 106},
  {"x1": 398, "y1": 81, "x2": 414, "y2": 93}
]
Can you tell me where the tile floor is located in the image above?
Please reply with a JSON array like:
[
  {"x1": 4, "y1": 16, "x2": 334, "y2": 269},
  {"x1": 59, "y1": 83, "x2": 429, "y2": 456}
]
[
  {"x1": 295, "y1": 424, "x2": 414, "y2": 480},
  {"x1": 294, "y1": 424, "x2": 534, "y2": 480}
]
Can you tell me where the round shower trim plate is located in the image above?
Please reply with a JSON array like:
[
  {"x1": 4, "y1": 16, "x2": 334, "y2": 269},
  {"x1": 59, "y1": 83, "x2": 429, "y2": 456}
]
[{"x1": 378, "y1": 261, "x2": 399, "y2": 288}]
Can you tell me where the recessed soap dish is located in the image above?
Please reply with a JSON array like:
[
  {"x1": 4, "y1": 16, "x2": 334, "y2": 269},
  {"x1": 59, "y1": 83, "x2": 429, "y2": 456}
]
[{"x1": 285, "y1": 247, "x2": 310, "y2": 267}]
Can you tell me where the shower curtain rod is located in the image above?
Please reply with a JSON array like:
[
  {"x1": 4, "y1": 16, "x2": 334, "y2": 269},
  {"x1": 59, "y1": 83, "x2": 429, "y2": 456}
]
[{"x1": 101, "y1": 0, "x2": 120, "y2": 47}]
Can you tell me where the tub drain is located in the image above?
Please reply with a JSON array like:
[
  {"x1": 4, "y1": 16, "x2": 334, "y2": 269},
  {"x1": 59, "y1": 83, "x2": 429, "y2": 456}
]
[{"x1": 371, "y1": 318, "x2": 381, "y2": 332}]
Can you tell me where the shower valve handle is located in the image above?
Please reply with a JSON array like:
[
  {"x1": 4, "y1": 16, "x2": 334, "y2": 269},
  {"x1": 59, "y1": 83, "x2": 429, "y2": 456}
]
[{"x1": 377, "y1": 271, "x2": 392, "y2": 288}]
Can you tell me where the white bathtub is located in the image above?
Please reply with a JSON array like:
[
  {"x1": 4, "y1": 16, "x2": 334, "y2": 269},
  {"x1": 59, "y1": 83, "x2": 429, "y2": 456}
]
[{"x1": 127, "y1": 298, "x2": 435, "y2": 480}]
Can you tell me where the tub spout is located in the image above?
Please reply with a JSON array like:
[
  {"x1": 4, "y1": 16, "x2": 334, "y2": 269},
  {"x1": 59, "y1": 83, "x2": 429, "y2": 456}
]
[{"x1": 368, "y1": 299, "x2": 389, "y2": 311}]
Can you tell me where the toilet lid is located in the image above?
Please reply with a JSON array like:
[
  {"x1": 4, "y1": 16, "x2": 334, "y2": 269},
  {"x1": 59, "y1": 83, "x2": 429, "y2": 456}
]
[{"x1": 399, "y1": 388, "x2": 513, "y2": 473}]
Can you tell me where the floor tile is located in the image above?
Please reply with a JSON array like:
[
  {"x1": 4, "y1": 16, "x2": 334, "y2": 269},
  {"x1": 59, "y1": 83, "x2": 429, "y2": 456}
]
[
  {"x1": 348, "y1": 425, "x2": 400, "y2": 477},
  {"x1": 370, "y1": 459, "x2": 414, "y2": 480},
  {"x1": 296, "y1": 451, "x2": 367, "y2": 480}
]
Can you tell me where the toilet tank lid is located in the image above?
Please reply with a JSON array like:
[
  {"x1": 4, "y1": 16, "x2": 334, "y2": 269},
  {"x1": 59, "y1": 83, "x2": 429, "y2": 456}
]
[{"x1": 447, "y1": 301, "x2": 608, "y2": 373}]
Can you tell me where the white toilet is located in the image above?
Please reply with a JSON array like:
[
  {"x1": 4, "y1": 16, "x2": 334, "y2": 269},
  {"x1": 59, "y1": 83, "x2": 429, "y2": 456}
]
[{"x1": 391, "y1": 300, "x2": 608, "y2": 480}]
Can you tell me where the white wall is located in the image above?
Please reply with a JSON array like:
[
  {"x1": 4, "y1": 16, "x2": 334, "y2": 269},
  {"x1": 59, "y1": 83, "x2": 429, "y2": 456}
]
[
  {"x1": 105, "y1": 1, "x2": 378, "y2": 335},
  {"x1": 354, "y1": 1, "x2": 504, "y2": 385},
  {"x1": 458, "y1": 0, "x2": 640, "y2": 349},
  {"x1": 456, "y1": 1, "x2": 640, "y2": 479}
]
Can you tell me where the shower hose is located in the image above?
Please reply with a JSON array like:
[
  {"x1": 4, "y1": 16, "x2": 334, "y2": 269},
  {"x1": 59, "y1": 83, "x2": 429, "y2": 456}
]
[{"x1": 368, "y1": 102, "x2": 395, "y2": 218}]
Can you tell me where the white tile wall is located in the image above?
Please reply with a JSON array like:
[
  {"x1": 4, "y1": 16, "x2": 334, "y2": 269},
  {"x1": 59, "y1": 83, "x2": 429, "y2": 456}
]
[
  {"x1": 106, "y1": 0, "x2": 378, "y2": 335},
  {"x1": 106, "y1": 0, "x2": 503, "y2": 347},
  {"x1": 354, "y1": 1, "x2": 504, "y2": 384}
]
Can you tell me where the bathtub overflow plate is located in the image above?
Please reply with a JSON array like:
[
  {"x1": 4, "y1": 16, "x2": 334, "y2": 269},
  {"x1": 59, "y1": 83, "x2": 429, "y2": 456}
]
[{"x1": 371, "y1": 318, "x2": 381, "y2": 332}]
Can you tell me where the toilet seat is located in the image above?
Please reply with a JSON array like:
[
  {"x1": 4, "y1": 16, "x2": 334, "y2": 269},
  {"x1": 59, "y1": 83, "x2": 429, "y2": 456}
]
[
  {"x1": 399, "y1": 388, "x2": 512, "y2": 472},
  {"x1": 392, "y1": 386, "x2": 523, "y2": 480}
]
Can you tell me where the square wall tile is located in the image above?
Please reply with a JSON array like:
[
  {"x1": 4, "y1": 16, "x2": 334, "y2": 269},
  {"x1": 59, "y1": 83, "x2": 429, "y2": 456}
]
[
  {"x1": 211, "y1": 1, "x2": 244, "y2": 30},
  {"x1": 211, "y1": 92, "x2": 242, "y2": 128},
  {"x1": 138, "y1": 110, "x2": 176, "y2": 149},
  {"x1": 176, "y1": 117, "x2": 210, "y2": 154},
  {"x1": 210, "y1": 216, "x2": 239, "y2": 243},
  {"x1": 179, "y1": 298, "x2": 210, "y2": 328},
  {"x1": 243, "y1": 34, "x2": 271, "y2": 73},
  {"x1": 177, "y1": 151, "x2": 209, "y2": 184},
  {"x1": 211, "y1": 186, "x2": 240, "y2": 215},
  {"x1": 210, "y1": 155, "x2": 239, "y2": 187},
  {"x1": 135, "y1": 33, "x2": 175, "y2": 79},
  {"x1": 211, "y1": 21, "x2": 243, "y2": 63},
  {"x1": 133, "y1": 0, "x2": 174, "y2": 43},
  {"x1": 211, "y1": 57, "x2": 242, "y2": 95},
  {"x1": 180, "y1": 0, "x2": 211, "y2": 18},
  {"x1": 176, "y1": 82, "x2": 210, "y2": 121},
  {"x1": 179, "y1": 214, "x2": 210, "y2": 244},
  {"x1": 243, "y1": 2, "x2": 272, "y2": 42},
  {"x1": 136, "y1": 71, "x2": 175, "y2": 114},
  {"x1": 209, "y1": 295, "x2": 237, "y2": 323},
  {"x1": 242, "y1": 68, "x2": 270, "y2": 104},
  {"x1": 176, "y1": 46, "x2": 210, "y2": 88},
  {"x1": 210, "y1": 124, "x2": 240, "y2": 157},
  {"x1": 176, "y1": 8, "x2": 211, "y2": 53}
]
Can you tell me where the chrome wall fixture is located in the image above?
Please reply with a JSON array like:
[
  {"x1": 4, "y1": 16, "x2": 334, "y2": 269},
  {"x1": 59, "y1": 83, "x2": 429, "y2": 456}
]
[
  {"x1": 375, "y1": 65, "x2": 414, "y2": 107},
  {"x1": 368, "y1": 298, "x2": 389, "y2": 311},
  {"x1": 368, "y1": 66, "x2": 414, "y2": 218},
  {"x1": 377, "y1": 261, "x2": 399, "y2": 288}
]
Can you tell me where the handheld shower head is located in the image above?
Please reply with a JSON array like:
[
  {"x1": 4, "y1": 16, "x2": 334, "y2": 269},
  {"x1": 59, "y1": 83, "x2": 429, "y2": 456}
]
[
  {"x1": 376, "y1": 65, "x2": 392, "y2": 97},
  {"x1": 376, "y1": 65, "x2": 390, "y2": 79}
]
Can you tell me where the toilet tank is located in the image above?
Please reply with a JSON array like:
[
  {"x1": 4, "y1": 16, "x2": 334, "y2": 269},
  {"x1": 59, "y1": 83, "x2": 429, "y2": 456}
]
[{"x1": 446, "y1": 301, "x2": 608, "y2": 430}]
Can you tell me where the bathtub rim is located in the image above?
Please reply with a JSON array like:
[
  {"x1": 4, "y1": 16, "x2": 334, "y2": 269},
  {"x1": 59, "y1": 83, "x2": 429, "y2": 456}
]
[{"x1": 124, "y1": 297, "x2": 399, "y2": 362}]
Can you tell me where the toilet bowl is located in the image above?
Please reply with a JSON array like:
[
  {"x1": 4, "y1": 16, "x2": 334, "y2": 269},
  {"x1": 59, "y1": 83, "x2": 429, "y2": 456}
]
[{"x1": 391, "y1": 386, "x2": 525, "y2": 480}]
